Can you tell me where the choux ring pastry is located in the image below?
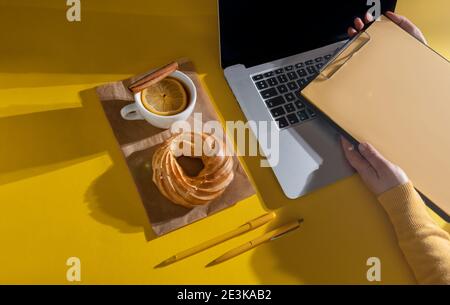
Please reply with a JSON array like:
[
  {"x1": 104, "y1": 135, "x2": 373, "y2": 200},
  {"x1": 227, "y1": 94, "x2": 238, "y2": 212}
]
[{"x1": 152, "y1": 132, "x2": 234, "y2": 208}]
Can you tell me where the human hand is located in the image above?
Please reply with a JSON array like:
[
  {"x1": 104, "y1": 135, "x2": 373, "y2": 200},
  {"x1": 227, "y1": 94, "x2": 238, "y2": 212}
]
[
  {"x1": 347, "y1": 11, "x2": 427, "y2": 45},
  {"x1": 340, "y1": 137, "x2": 409, "y2": 196}
]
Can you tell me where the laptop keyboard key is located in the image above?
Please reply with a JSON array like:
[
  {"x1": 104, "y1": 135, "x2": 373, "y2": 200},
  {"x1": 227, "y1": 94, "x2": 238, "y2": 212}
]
[
  {"x1": 295, "y1": 100, "x2": 305, "y2": 109},
  {"x1": 315, "y1": 57, "x2": 323, "y2": 62},
  {"x1": 263, "y1": 71, "x2": 274, "y2": 78},
  {"x1": 271, "y1": 106, "x2": 286, "y2": 118},
  {"x1": 287, "y1": 81, "x2": 298, "y2": 91},
  {"x1": 295, "y1": 62, "x2": 304, "y2": 69},
  {"x1": 307, "y1": 107, "x2": 317, "y2": 117},
  {"x1": 306, "y1": 59, "x2": 314, "y2": 65},
  {"x1": 277, "y1": 85, "x2": 288, "y2": 94},
  {"x1": 277, "y1": 75, "x2": 288, "y2": 83},
  {"x1": 287, "y1": 72, "x2": 298, "y2": 80},
  {"x1": 285, "y1": 92, "x2": 296, "y2": 102},
  {"x1": 316, "y1": 63, "x2": 324, "y2": 69},
  {"x1": 260, "y1": 88, "x2": 278, "y2": 99},
  {"x1": 297, "y1": 78, "x2": 308, "y2": 88},
  {"x1": 252, "y1": 74, "x2": 264, "y2": 81},
  {"x1": 275, "y1": 68, "x2": 284, "y2": 74},
  {"x1": 267, "y1": 77, "x2": 278, "y2": 87},
  {"x1": 276, "y1": 117, "x2": 289, "y2": 129},
  {"x1": 285, "y1": 65, "x2": 294, "y2": 71},
  {"x1": 256, "y1": 80, "x2": 268, "y2": 90},
  {"x1": 297, "y1": 110, "x2": 309, "y2": 121},
  {"x1": 287, "y1": 113, "x2": 300, "y2": 125},
  {"x1": 307, "y1": 66, "x2": 317, "y2": 74},
  {"x1": 284, "y1": 103, "x2": 296, "y2": 113},
  {"x1": 297, "y1": 69, "x2": 307, "y2": 77},
  {"x1": 266, "y1": 96, "x2": 285, "y2": 108}
]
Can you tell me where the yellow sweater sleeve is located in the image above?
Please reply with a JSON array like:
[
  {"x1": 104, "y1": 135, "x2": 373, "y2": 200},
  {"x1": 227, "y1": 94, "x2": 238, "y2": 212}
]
[{"x1": 378, "y1": 182, "x2": 450, "y2": 284}]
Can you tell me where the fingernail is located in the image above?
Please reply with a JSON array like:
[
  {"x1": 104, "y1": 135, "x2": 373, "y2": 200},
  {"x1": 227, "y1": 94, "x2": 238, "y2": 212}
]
[
  {"x1": 386, "y1": 11, "x2": 395, "y2": 18},
  {"x1": 359, "y1": 143, "x2": 368, "y2": 152},
  {"x1": 366, "y1": 12, "x2": 374, "y2": 22},
  {"x1": 348, "y1": 145, "x2": 354, "y2": 151}
]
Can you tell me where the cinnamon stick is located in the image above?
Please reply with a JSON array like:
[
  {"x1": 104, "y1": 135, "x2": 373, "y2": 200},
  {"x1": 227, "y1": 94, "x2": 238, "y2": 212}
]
[{"x1": 129, "y1": 61, "x2": 179, "y2": 93}]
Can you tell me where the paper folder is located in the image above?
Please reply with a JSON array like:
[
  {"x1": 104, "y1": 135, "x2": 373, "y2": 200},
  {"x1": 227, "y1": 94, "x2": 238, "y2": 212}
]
[{"x1": 301, "y1": 16, "x2": 450, "y2": 219}]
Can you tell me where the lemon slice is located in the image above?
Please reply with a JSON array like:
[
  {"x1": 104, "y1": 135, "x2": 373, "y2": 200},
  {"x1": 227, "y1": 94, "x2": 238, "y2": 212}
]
[{"x1": 141, "y1": 78, "x2": 188, "y2": 116}]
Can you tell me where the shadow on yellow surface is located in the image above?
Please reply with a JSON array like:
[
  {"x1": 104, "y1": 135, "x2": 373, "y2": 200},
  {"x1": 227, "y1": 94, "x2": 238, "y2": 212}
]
[
  {"x1": 0, "y1": 1, "x2": 216, "y2": 78},
  {"x1": 79, "y1": 89, "x2": 155, "y2": 239},
  {"x1": 249, "y1": 177, "x2": 416, "y2": 284},
  {"x1": 0, "y1": 0, "x2": 220, "y2": 249},
  {"x1": 84, "y1": 162, "x2": 153, "y2": 238},
  {"x1": 0, "y1": 86, "x2": 154, "y2": 239},
  {"x1": 0, "y1": 102, "x2": 104, "y2": 186},
  {"x1": 0, "y1": 0, "x2": 219, "y2": 242}
]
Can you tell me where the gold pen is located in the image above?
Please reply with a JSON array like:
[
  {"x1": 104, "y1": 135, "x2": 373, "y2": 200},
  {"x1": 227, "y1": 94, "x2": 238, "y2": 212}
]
[
  {"x1": 155, "y1": 212, "x2": 276, "y2": 268},
  {"x1": 206, "y1": 219, "x2": 303, "y2": 267}
]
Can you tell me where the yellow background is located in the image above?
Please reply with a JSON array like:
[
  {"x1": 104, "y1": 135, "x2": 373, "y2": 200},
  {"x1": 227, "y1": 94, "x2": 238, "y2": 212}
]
[{"x1": 0, "y1": 0, "x2": 448, "y2": 284}]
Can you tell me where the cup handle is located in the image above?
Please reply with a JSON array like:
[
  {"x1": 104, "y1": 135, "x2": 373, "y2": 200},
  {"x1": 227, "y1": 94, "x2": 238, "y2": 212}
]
[{"x1": 120, "y1": 103, "x2": 143, "y2": 121}]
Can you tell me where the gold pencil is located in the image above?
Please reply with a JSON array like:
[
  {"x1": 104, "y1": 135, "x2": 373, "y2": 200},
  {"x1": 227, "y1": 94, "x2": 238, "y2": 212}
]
[
  {"x1": 206, "y1": 219, "x2": 303, "y2": 267},
  {"x1": 155, "y1": 212, "x2": 276, "y2": 268}
]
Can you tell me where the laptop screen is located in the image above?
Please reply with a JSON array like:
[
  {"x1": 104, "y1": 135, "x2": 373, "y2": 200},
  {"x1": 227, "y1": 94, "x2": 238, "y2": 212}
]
[{"x1": 219, "y1": 0, "x2": 397, "y2": 68}]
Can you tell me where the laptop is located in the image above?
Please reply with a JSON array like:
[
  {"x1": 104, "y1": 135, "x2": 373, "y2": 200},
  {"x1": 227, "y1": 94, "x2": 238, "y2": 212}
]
[{"x1": 219, "y1": 0, "x2": 397, "y2": 199}]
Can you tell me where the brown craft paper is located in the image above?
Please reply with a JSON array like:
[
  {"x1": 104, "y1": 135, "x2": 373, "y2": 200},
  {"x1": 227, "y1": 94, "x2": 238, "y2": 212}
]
[{"x1": 96, "y1": 59, "x2": 255, "y2": 236}]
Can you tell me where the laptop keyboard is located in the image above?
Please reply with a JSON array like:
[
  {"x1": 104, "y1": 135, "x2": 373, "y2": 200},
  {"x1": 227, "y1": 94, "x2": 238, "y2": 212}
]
[{"x1": 251, "y1": 53, "x2": 333, "y2": 130}]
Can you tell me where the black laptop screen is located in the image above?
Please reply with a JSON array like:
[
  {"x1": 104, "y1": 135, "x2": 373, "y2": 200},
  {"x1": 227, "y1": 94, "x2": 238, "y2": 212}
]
[{"x1": 219, "y1": 0, "x2": 397, "y2": 68}]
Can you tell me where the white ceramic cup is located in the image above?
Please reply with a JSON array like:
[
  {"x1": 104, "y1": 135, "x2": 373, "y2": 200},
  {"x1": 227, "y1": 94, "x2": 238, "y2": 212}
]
[{"x1": 120, "y1": 70, "x2": 197, "y2": 129}]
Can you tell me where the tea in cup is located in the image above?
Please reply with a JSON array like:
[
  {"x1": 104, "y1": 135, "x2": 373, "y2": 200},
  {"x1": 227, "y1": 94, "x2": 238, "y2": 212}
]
[{"x1": 121, "y1": 70, "x2": 197, "y2": 129}]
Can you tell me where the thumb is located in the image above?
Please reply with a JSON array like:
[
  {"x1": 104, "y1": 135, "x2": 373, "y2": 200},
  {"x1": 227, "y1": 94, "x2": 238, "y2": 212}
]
[
  {"x1": 385, "y1": 11, "x2": 410, "y2": 28},
  {"x1": 385, "y1": 11, "x2": 427, "y2": 44},
  {"x1": 358, "y1": 143, "x2": 390, "y2": 173}
]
